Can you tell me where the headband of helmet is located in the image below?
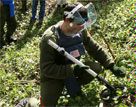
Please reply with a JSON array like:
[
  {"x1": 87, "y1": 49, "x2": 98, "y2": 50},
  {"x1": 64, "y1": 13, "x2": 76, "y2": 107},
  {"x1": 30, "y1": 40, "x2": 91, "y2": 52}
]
[
  {"x1": 64, "y1": 3, "x2": 88, "y2": 24},
  {"x1": 65, "y1": 3, "x2": 83, "y2": 19}
]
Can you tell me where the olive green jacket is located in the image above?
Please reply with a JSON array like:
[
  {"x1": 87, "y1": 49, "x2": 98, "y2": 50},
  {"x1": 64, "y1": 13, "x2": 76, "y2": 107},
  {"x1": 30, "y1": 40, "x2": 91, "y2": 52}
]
[{"x1": 40, "y1": 21, "x2": 114, "y2": 80}]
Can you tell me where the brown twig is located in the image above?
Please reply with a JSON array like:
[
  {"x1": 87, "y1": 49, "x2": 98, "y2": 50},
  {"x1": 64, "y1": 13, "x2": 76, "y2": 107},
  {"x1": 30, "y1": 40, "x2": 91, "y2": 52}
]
[{"x1": 14, "y1": 79, "x2": 39, "y2": 84}]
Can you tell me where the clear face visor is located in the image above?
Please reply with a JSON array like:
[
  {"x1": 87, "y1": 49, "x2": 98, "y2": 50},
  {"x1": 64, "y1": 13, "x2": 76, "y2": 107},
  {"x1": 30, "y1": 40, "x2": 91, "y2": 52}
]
[
  {"x1": 84, "y1": 3, "x2": 97, "y2": 28},
  {"x1": 66, "y1": 3, "x2": 97, "y2": 29}
]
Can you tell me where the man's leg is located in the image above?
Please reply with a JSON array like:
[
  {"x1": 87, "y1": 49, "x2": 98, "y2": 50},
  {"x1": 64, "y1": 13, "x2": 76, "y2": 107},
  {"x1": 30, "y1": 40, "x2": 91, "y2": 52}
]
[
  {"x1": 36, "y1": 0, "x2": 45, "y2": 27},
  {"x1": 5, "y1": 16, "x2": 17, "y2": 44},
  {"x1": 39, "y1": 0, "x2": 45, "y2": 22},
  {"x1": 21, "y1": 0, "x2": 27, "y2": 13},
  {"x1": 40, "y1": 78, "x2": 64, "y2": 106},
  {"x1": 31, "y1": 0, "x2": 38, "y2": 21},
  {"x1": 0, "y1": 4, "x2": 5, "y2": 48}
]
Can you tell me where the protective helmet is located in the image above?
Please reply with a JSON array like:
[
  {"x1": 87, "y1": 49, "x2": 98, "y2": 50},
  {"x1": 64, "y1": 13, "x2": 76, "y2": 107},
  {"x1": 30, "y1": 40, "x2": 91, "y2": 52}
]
[{"x1": 64, "y1": 2, "x2": 97, "y2": 29}]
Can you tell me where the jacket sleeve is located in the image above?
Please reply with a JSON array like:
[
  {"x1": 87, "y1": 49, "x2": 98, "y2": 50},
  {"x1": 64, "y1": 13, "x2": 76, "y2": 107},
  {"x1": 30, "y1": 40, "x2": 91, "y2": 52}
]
[
  {"x1": 82, "y1": 30, "x2": 114, "y2": 69},
  {"x1": 40, "y1": 34, "x2": 74, "y2": 80}
]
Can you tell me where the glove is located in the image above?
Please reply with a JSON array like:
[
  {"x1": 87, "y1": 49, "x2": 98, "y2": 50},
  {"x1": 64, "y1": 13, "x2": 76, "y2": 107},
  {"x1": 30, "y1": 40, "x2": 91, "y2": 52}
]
[
  {"x1": 108, "y1": 63, "x2": 126, "y2": 78},
  {"x1": 74, "y1": 65, "x2": 89, "y2": 77}
]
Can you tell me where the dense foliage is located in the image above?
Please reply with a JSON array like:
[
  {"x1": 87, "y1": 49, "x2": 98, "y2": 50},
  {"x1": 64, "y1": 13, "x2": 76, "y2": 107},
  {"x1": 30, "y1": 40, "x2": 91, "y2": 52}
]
[{"x1": 0, "y1": 0, "x2": 135, "y2": 106}]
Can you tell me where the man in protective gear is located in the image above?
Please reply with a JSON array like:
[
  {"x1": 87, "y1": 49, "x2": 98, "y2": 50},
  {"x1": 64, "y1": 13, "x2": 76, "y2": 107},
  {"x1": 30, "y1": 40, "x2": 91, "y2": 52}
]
[{"x1": 40, "y1": 2, "x2": 125, "y2": 106}]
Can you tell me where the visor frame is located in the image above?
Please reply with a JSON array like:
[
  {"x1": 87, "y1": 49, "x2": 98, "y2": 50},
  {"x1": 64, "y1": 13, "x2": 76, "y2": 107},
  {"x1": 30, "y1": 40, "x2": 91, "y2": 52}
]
[
  {"x1": 65, "y1": 2, "x2": 97, "y2": 29},
  {"x1": 72, "y1": 11, "x2": 88, "y2": 25}
]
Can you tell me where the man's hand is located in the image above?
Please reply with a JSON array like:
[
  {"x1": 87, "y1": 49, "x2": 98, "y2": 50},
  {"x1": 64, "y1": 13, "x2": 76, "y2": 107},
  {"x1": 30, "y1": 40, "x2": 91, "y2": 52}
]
[
  {"x1": 74, "y1": 65, "x2": 90, "y2": 77},
  {"x1": 109, "y1": 64, "x2": 126, "y2": 78}
]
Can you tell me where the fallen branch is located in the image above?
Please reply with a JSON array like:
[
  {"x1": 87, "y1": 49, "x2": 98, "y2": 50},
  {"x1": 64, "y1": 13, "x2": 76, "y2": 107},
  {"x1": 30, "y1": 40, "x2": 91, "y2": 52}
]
[{"x1": 14, "y1": 79, "x2": 39, "y2": 84}]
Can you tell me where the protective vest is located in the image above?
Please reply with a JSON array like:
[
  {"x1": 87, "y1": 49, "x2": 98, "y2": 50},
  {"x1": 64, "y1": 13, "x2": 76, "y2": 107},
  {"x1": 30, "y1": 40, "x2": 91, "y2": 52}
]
[
  {"x1": 1, "y1": 0, "x2": 15, "y2": 17},
  {"x1": 52, "y1": 26, "x2": 84, "y2": 96},
  {"x1": 56, "y1": 27, "x2": 85, "y2": 64}
]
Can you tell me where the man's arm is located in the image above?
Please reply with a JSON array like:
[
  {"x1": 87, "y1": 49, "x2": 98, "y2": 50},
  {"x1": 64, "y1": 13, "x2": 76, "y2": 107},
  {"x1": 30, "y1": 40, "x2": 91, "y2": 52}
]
[
  {"x1": 40, "y1": 35, "x2": 74, "y2": 79},
  {"x1": 82, "y1": 30, "x2": 114, "y2": 69}
]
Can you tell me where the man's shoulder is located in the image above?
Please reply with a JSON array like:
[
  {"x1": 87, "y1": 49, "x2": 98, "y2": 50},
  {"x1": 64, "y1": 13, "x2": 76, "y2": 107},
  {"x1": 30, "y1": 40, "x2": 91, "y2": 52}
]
[
  {"x1": 41, "y1": 25, "x2": 56, "y2": 41},
  {"x1": 41, "y1": 21, "x2": 63, "y2": 43}
]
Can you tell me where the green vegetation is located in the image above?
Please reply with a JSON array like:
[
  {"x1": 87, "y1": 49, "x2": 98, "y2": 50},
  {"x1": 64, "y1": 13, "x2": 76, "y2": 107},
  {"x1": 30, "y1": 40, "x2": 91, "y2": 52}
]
[{"x1": 0, "y1": 0, "x2": 135, "y2": 106}]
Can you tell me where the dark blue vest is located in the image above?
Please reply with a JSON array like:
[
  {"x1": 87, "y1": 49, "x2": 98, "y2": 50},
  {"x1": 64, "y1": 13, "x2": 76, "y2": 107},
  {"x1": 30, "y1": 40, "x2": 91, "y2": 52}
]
[
  {"x1": 56, "y1": 27, "x2": 85, "y2": 64},
  {"x1": 53, "y1": 27, "x2": 85, "y2": 96}
]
